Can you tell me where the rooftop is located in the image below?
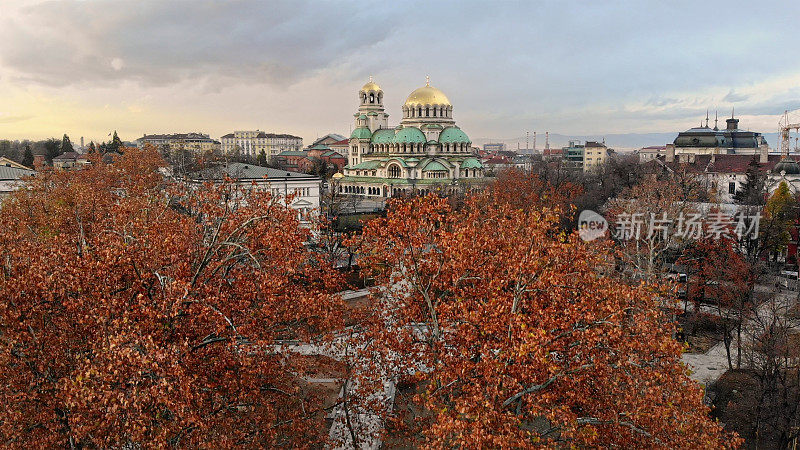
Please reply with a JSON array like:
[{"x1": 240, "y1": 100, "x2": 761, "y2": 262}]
[
  {"x1": 190, "y1": 162, "x2": 318, "y2": 181},
  {"x1": 0, "y1": 165, "x2": 35, "y2": 181}
]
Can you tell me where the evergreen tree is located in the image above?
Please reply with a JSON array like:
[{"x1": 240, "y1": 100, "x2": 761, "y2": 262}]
[
  {"x1": 61, "y1": 134, "x2": 74, "y2": 154},
  {"x1": 87, "y1": 142, "x2": 96, "y2": 154},
  {"x1": 733, "y1": 154, "x2": 766, "y2": 206},
  {"x1": 21, "y1": 144, "x2": 34, "y2": 168},
  {"x1": 257, "y1": 150, "x2": 267, "y2": 167},
  {"x1": 109, "y1": 131, "x2": 123, "y2": 153},
  {"x1": 43, "y1": 138, "x2": 61, "y2": 164}
]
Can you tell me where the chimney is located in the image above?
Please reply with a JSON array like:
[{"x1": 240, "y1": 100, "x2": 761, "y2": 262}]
[
  {"x1": 665, "y1": 144, "x2": 675, "y2": 163},
  {"x1": 726, "y1": 118, "x2": 739, "y2": 130},
  {"x1": 33, "y1": 154, "x2": 45, "y2": 169},
  {"x1": 760, "y1": 143, "x2": 769, "y2": 163}
]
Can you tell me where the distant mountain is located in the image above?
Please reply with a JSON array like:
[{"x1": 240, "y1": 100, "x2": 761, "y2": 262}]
[{"x1": 474, "y1": 131, "x2": 782, "y2": 152}]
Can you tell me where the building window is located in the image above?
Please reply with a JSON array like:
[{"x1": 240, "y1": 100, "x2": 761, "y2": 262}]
[
  {"x1": 388, "y1": 164, "x2": 401, "y2": 178},
  {"x1": 728, "y1": 182, "x2": 736, "y2": 195}
]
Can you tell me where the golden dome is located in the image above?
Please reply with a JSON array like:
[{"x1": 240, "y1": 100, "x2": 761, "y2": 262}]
[
  {"x1": 404, "y1": 84, "x2": 451, "y2": 106},
  {"x1": 361, "y1": 77, "x2": 381, "y2": 92}
]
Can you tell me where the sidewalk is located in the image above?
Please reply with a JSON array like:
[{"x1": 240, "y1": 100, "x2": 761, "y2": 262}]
[{"x1": 681, "y1": 287, "x2": 796, "y2": 386}]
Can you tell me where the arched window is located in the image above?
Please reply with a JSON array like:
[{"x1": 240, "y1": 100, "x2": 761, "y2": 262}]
[
  {"x1": 388, "y1": 164, "x2": 401, "y2": 178},
  {"x1": 369, "y1": 93, "x2": 375, "y2": 103},
  {"x1": 425, "y1": 107, "x2": 430, "y2": 117},
  {"x1": 432, "y1": 107, "x2": 437, "y2": 117},
  {"x1": 418, "y1": 107, "x2": 422, "y2": 117}
]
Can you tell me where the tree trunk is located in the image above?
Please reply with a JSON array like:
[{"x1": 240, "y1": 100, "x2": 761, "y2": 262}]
[{"x1": 736, "y1": 319, "x2": 742, "y2": 369}]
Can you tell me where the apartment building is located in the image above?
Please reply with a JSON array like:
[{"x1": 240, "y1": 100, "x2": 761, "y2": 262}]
[{"x1": 219, "y1": 131, "x2": 303, "y2": 157}]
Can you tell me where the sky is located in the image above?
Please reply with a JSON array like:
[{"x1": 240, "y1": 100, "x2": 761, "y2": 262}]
[{"x1": 1, "y1": 0, "x2": 800, "y2": 147}]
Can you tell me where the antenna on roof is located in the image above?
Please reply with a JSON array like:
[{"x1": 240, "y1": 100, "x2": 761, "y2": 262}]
[
  {"x1": 714, "y1": 110, "x2": 718, "y2": 130},
  {"x1": 731, "y1": 106, "x2": 735, "y2": 119},
  {"x1": 705, "y1": 109, "x2": 709, "y2": 128}
]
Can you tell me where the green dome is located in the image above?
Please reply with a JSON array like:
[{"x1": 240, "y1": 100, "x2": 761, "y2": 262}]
[
  {"x1": 439, "y1": 126, "x2": 470, "y2": 143},
  {"x1": 393, "y1": 127, "x2": 426, "y2": 144},
  {"x1": 422, "y1": 161, "x2": 448, "y2": 171},
  {"x1": 371, "y1": 128, "x2": 395, "y2": 144},
  {"x1": 350, "y1": 127, "x2": 372, "y2": 140},
  {"x1": 774, "y1": 157, "x2": 800, "y2": 175},
  {"x1": 461, "y1": 157, "x2": 483, "y2": 169}
]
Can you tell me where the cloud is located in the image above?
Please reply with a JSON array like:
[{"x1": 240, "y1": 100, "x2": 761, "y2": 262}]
[
  {"x1": 0, "y1": 1, "x2": 399, "y2": 88},
  {"x1": 110, "y1": 58, "x2": 124, "y2": 72},
  {"x1": 0, "y1": 114, "x2": 34, "y2": 124},
  {"x1": 723, "y1": 89, "x2": 750, "y2": 102}
]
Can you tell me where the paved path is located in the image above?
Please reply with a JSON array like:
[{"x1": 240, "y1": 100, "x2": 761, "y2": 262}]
[{"x1": 681, "y1": 285, "x2": 797, "y2": 386}]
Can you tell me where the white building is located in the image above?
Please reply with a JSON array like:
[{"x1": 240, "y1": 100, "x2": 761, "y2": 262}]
[
  {"x1": 0, "y1": 162, "x2": 35, "y2": 199},
  {"x1": 637, "y1": 146, "x2": 667, "y2": 163},
  {"x1": 136, "y1": 133, "x2": 220, "y2": 154},
  {"x1": 219, "y1": 131, "x2": 303, "y2": 157},
  {"x1": 187, "y1": 162, "x2": 320, "y2": 223}
]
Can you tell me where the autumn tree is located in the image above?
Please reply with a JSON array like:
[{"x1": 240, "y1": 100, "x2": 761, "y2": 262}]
[
  {"x1": 679, "y1": 229, "x2": 753, "y2": 368},
  {"x1": 737, "y1": 298, "x2": 800, "y2": 448},
  {"x1": 343, "y1": 193, "x2": 737, "y2": 448},
  {"x1": 607, "y1": 171, "x2": 705, "y2": 282},
  {"x1": 760, "y1": 181, "x2": 797, "y2": 262},
  {"x1": 0, "y1": 148, "x2": 344, "y2": 447}
]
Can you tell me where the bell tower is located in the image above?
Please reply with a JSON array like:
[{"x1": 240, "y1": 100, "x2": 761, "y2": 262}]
[{"x1": 357, "y1": 76, "x2": 389, "y2": 132}]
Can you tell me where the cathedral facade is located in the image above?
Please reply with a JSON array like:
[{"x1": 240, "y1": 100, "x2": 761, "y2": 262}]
[{"x1": 337, "y1": 78, "x2": 485, "y2": 197}]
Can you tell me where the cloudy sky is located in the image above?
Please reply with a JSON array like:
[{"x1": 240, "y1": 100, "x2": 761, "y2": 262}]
[{"x1": 1, "y1": 0, "x2": 800, "y2": 146}]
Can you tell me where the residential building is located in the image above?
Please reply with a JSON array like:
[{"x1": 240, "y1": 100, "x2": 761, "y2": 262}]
[
  {"x1": 328, "y1": 138, "x2": 350, "y2": 158},
  {"x1": 0, "y1": 163, "x2": 35, "y2": 198},
  {"x1": 219, "y1": 131, "x2": 303, "y2": 157},
  {"x1": 307, "y1": 145, "x2": 347, "y2": 171},
  {"x1": 311, "y1": 133, "x2": 347, "y2": 147},
  {"x1": 483, "y1": 143, "x2": 506, "y2": 153},
  {"x1": 562, "y1": 140, "x2": 584, "y2": 170},
  {"x1": 542, "y1": 147, "x2": 563, "y2": 161},
  {"x1": 583, "y1": 141, "x2": 610, "y2": 172},
  {"x1": 186, "y1": 162, "x2": 321, "y2": 223},
  {"x1": 637, "y1": 146, "x2": 667, "y2": 163},
  {"x1": 52, "y1": 152, "x2": 91, "y2": 169},
  {"x1": 0, "y1": 156, "x2": 32, "y2": 170},
  {"x1": 136, "y1": 133, "x2": 220, "y2": 154},
  {"x1": 275, "y1": 146, "x2": 347, "y2": 173},
  {"x1": 339, "y1": 78, "x2": 486, "y2": 198}
]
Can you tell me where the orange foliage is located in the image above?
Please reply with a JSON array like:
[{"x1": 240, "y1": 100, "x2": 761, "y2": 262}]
[
  {"x1": 490, "y1": 168, "x2": 583, "y2": 213},
  {"x1": 0, "y1": 149, "x2": 344, "y2": 447},
  {"x1": 350, "y1": 193, "x2": 739, "y2": 448}
]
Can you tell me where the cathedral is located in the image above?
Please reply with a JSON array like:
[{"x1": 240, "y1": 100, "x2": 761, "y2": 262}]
[{"x1": 337, "y1": 77, "x2": 486, "y2": 197}]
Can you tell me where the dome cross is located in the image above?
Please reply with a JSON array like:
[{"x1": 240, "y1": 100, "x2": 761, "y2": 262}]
[{"x1": 426, "y1": 75, "x2": 430, "y2": 86}]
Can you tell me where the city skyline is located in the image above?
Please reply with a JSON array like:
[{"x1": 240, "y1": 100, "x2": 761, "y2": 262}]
[{"x1": 2, "y1": 0, "x2": 800, "y2": 146}]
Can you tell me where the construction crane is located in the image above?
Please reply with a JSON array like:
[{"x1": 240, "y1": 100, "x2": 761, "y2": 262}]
[{"x1": 779, "y1": 110, "x2": 800, "y2": 157}]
